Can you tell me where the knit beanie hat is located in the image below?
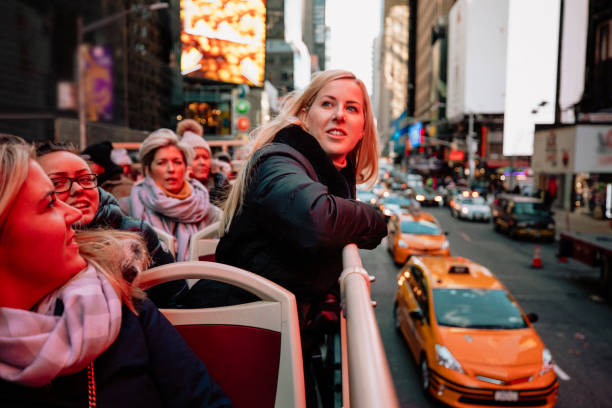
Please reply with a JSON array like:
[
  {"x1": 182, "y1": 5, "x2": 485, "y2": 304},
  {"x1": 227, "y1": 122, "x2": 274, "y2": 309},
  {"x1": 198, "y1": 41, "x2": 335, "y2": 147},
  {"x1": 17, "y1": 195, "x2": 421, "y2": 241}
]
[
  {"x1": 181, "y1": 131, "x2": 211, "y2": 153},
  {"x1": 81, "y1": 141, "x2": 123, "y2": 184}
]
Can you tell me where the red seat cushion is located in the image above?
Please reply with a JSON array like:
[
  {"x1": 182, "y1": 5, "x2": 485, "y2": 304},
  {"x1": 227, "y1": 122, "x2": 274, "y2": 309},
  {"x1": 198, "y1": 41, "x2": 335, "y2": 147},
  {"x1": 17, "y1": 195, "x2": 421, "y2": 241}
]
[
  {"x1": 198, "y1": 254, "x2": 215, "y2": 262},
  {"x1": 176, "y1": 324, "x2": 281, "y2": 408}
]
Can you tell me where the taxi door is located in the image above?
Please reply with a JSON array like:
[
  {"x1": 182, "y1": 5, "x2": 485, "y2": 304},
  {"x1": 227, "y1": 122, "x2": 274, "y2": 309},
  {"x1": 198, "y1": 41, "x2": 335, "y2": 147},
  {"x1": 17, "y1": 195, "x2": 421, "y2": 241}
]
[
  {"x1": 408, "y1": 266, "x2": 432, "y2": 356},
  {"x1": 387, "y1": 217, "x2": 399, "y2": 254},
  {"x1": 399, "y1": 266, "x2": 429, "y2": 357}
]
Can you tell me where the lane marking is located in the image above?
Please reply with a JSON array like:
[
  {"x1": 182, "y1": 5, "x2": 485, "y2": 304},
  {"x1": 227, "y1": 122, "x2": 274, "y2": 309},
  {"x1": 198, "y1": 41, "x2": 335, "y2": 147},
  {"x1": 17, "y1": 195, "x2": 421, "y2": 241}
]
[
  {"x1": 461, "y1": 232, "x2": 471, "y2": 242},
  {"x1": 554, "y1": 364, "x2": 570, "y2": 381}
]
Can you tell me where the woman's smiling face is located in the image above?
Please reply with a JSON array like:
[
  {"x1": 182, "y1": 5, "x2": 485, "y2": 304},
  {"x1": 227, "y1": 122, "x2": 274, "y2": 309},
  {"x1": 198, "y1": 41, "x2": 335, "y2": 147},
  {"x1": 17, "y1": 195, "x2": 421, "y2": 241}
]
[
  {"x1": 300, "y1": 78, "x2": 365, "y2": 166},
  {"x1": 0, "y1": 160, "x2": 86, "y2": 309}
]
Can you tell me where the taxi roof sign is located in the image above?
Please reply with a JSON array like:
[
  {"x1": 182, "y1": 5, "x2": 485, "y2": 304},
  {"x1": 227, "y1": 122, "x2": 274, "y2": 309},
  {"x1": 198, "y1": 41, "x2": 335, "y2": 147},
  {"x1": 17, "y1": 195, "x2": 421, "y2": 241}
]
[{"x1": 449, "y1": 265, "x2": 470, "y2": 274}]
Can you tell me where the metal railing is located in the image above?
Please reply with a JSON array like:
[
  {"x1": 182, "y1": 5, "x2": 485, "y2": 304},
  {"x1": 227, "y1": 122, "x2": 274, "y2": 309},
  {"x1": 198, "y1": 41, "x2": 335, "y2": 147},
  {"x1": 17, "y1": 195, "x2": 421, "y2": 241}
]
[{"x1": 339, "y1": 244, "x2": 399, "y2": 408}]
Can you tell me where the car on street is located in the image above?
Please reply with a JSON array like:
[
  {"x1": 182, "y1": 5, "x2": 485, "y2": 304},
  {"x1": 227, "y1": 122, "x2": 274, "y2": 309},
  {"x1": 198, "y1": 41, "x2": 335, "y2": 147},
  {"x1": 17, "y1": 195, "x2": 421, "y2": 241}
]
[
  {"x1": 444, "y1": 186, "x2": 471, "y2": 207},
  {"x1": 393, "y1": 256, "x2": 559, "y2": 407},
  {"x1": 379, "y1": 194, "x2": 419, "y2": 220},
  {"x1": 387, "y1": 212, "x2": 450, "y2": 264},
  {"x1": 492, "y1": 194, "x2": 555, "y2": 241},
  {"x1": 450, "y1": 194, "x2": 491, "y2": 221},
  {"x1": 356, "y1": 189, "x2": 380, "y2": 208},
  {"x1": 411, "y1": 185, "x2": 443, "y2": 206}
]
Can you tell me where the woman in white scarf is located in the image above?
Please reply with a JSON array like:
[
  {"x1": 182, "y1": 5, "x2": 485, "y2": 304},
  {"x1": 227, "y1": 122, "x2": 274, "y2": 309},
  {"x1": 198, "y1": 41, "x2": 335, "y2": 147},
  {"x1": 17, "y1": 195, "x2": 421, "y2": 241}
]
[
  {"x1": 129, "y1": 129, "x2": 221, "y2": 261},
  {"x1": 0, "y1": 135, "x2": 230, "y2": 407}
]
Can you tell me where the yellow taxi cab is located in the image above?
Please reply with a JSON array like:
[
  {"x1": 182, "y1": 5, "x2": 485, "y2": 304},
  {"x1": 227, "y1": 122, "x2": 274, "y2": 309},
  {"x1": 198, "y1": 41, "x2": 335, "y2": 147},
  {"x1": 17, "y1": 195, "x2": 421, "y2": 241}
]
[
  {"x1": 387, "y1": 211, "x2": 450, "y2": 265},
  {"x1": 393, "y1": 256, "x2": 559, "y2": 407}
]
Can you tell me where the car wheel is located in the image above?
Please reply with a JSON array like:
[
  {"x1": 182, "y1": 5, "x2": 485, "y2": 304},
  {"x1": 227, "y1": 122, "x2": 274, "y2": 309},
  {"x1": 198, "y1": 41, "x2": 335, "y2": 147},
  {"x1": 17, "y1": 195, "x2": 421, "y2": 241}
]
[
  {"x1": 419, "y1": 355, "x2": 430, "y2": 394},
  {"x1": 393, "y1": 302, "x2": 401, "y2": 331}
]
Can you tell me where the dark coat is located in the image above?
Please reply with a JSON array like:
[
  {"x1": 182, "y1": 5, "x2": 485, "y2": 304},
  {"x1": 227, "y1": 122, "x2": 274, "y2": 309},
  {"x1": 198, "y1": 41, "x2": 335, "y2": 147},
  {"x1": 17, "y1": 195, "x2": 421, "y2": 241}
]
[
  {"x1": 211, "y1": 125, "x2": 387, "y2": 310},
  {"x1": 89, "y1": 189, "x2": 188, "y2": 307},
  {"x1": 0, "y1": 299, "x2": 232, "y2": 408}
]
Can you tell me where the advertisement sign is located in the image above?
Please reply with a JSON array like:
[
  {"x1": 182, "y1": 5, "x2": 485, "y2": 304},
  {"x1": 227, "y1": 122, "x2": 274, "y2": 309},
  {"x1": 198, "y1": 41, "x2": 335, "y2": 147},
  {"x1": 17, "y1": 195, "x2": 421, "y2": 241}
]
[
  {"x1": 446, "y1": 0, "x2": 509, "y2": 121},
  {"x1": 82, "y1": 45, "x2": 113, "y2": 122},
  {"x1": 532, "y1": 126, "x2": 575, "y2": 174},
  {"x1": 408, "y1": 122, "x2": 423, "y2": 148},
  {"x1": 503, "y1": 0, "x2": 560, "y2": 156},
  {"x1": 575, "y1": 126, "x2": 612, "y2": 173},
  {"x1": 180, "y1": 0, "x2": 266, "y2": 86}
]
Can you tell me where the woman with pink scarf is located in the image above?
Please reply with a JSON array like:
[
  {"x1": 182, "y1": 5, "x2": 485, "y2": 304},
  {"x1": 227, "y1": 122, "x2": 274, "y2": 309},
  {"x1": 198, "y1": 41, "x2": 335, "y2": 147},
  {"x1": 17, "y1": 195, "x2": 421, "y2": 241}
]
[
  {"x1": 0, "y1": 135, "x2": 231, "y2": 407},
  {"x1": 129, "y1": 129, "x2": 221, "y2": 261}
]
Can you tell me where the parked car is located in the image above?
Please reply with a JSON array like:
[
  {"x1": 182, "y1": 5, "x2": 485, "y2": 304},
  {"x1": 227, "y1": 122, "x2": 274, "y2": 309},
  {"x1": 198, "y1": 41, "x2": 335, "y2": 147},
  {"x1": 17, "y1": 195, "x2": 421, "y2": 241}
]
[
  {"x1": 394, "y1": 256, "x2": 559, "y2": 407},
  {"x1": 387, "y1": 212, "x2": 450, "y2": 264},
  {"x1": 492, "y1": 194, "x2": 555, "y2": 241},
  {"x1": 450, "y1": 195, "x2": 491, "y2": 221}
]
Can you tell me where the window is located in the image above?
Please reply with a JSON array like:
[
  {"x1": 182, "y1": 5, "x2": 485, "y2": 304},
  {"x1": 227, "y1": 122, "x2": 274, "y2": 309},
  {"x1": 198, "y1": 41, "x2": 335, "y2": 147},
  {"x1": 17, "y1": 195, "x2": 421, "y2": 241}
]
[
  {"x1": 410, "y1": 266, "x2": 429, "y2": 320},
  {"x1": 596, "y1": 19, "x2": 611, "y2": 63}
]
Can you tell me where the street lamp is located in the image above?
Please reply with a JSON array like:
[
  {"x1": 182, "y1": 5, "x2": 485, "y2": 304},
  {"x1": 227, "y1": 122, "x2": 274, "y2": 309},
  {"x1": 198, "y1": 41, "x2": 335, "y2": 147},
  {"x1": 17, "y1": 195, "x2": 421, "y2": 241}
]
[{"x1": 77, "y1": 2, "x2": 169, "y2": 151}]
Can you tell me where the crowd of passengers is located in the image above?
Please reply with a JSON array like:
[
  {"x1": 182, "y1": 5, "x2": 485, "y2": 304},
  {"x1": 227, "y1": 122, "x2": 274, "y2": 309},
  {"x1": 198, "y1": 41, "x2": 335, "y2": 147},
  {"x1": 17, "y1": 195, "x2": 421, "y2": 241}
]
[{"x1": 0, "y1": 69, "x2": 387, "y2": 407}]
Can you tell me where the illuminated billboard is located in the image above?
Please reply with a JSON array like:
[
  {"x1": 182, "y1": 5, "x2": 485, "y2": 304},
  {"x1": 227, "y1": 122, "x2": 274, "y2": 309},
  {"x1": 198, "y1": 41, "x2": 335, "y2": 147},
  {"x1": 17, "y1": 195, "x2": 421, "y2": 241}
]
[{"x1": 180, "y1": 0, "x2": 266, "y2": 86}]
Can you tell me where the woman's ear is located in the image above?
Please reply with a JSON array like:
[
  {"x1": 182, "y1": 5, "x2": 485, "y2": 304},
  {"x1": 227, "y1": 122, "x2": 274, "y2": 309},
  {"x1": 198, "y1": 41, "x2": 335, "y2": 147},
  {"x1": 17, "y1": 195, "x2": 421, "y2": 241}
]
[{"x1": 297, "y1": 107, "x2": 307, "y2": 123}]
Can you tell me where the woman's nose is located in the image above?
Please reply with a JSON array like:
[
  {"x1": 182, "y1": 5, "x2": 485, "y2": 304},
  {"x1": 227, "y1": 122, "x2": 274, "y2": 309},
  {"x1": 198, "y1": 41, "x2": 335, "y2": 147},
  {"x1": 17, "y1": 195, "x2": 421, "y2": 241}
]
[
  {"x1": 334, "y1": 106, "x2": 345, "y2": 122},
  {"x1": 61, "y1": 200, "x2": 83, "y2": 226}
]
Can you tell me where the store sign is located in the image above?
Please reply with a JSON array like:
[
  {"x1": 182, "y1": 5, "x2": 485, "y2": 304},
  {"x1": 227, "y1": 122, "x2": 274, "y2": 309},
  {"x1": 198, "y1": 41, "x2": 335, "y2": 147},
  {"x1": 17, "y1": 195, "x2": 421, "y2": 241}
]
[{"x1": 574, "y1": 125, "x2": 612, "y2": 173}]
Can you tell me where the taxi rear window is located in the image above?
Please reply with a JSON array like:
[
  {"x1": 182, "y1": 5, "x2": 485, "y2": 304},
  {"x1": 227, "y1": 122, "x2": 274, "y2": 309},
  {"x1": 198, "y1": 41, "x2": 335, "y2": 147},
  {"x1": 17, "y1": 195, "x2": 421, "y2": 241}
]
[{"x1": 433, "y1": 289, "x2": 527, "y2": 329}]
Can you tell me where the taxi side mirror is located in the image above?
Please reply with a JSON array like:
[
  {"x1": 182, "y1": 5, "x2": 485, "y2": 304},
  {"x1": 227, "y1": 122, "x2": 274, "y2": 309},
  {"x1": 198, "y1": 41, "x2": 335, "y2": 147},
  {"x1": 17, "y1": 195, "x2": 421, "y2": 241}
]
[
  {"x1": 409, "y1": 309, "x2": 425, "y2": 322},
  {"x1": 526, "y1": 312, "x2": 539, "y2": 323},
  {"x1": 444, "y1": 231, "x2": 449, "y2": 236}
]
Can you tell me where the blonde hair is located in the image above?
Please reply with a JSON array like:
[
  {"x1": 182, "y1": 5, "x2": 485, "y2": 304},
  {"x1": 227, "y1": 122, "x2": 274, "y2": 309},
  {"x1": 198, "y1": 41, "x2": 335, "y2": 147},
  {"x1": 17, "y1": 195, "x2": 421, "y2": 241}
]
[
  {"x1": 139, "y1": 128, "x2": 194, "y2": 176},
  {"x1": 0, "y1": 135, "x2": 146, "y2": 312},
  {"x1": 0, "y1": 134, "x2": 33, "y2": 230},
  {"x1": 76, "y1": 229, "x2": 148, "y2": 314},
  {"x1": 221, "y1": 69, "x2": 379, "y2": 234}
]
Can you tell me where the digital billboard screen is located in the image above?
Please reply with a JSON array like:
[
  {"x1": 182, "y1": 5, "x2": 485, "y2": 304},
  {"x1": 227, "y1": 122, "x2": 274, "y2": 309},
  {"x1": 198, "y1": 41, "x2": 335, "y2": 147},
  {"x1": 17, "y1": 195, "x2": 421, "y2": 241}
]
[{"x1": 180, "y1": 0, "x2": 266, "y2": 86}]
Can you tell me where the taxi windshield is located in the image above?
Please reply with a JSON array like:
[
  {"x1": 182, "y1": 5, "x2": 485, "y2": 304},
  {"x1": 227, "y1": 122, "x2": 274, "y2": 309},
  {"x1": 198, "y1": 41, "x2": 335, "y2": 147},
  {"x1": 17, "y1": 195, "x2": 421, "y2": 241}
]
[
  {"x1": 400, "y1": 220, "x2": 441, "y2": 235},
  {"x1": 433, "y1": 289, "x2": 527, "y2": 329},
  {"x1": 513, "y1": 202, "x2": 548, "y2": 216}
]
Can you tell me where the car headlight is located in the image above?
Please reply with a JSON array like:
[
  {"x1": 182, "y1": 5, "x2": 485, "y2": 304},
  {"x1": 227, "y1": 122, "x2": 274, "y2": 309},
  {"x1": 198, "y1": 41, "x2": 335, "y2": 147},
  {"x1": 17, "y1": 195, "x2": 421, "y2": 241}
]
[
  {"x1": 416, "y1": 194, "x2": 425, "y2": 201},
  {"x1": 435, "y1": 344, "x2": 464, "y2": 373},
  {"x1": 517, "y1": 222, "x2": 527, "y2": 228},
  {"x1": 370, "y1": 198, "x2": 377, "y2": 204},
  {"x1": 461, "y1": 207, "x2": 469, "y2": 214},
  {"x1": 383, "y1": 209, "x2": 392, "y2": 216},
  {"x1": 399, "y1": 240, "x2": 409, "y2": 248},
  {"x1": 540, "y1": 348, "x2": 554, "y2": 376},
  {"x1": 441, "y1": 240, "x2": 449, "y2": 249},
  {"x1": 548, "y1": 223, "x2": 555, "y2": 229},
  {"x1": 434, "y1": 195, "x2": 442, "y2": 202}
]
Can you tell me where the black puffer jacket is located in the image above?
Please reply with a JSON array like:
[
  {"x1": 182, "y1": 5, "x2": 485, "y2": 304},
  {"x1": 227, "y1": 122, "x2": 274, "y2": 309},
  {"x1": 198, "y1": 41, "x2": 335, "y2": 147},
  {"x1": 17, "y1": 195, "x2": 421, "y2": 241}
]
[
  {"x1": 88, "y1": 189, "x2": 188, "y2": 307},
  {"x1": 212, "y1": 125, "x2": 386, "y2": 309},
  {"x1": 0, "y1": 299, "x2": 232, "y2": 408}
]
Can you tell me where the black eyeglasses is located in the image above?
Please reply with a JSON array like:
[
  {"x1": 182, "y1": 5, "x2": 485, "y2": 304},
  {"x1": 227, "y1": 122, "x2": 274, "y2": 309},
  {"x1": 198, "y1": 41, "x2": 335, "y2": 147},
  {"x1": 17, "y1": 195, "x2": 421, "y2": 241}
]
[{"x1": 50, "y1": 174, "x2": 98, "y2": 193}]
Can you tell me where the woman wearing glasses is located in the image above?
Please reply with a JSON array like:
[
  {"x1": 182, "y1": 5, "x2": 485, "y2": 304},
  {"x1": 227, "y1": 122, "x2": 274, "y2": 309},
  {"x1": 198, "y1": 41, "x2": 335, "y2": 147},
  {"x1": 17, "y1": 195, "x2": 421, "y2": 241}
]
[{"x1": 36, "y1": 142, "x2": 188, "y2": 308}]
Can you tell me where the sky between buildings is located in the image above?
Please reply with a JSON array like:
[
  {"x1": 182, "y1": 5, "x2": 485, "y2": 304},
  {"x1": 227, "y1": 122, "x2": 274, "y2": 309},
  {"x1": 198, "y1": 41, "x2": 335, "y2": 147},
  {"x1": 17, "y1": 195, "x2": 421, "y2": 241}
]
[{"x1": 325, "y1": 0, "x2": 382, "y2": 96}]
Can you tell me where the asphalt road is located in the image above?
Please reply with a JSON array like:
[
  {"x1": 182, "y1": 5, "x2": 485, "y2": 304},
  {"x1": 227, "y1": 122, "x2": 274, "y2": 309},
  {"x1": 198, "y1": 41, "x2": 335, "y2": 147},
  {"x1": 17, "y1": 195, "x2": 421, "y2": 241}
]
[{"x1": 360, "y1": 205, "x2": 612, "y2": 408}]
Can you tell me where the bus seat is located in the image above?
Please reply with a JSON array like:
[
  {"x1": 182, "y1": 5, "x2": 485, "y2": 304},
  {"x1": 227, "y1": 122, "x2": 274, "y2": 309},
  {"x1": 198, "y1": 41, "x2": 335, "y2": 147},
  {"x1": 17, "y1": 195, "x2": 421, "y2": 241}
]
[
  {"x1": 187, "y1": 222, "x2": 221, "y2": 288},
  {"x1": 152, "y1": 226, "x2": 176, "y2": 258},
  {"x1": 138, "y1": 261, "x2": 306, "y2": 408}
]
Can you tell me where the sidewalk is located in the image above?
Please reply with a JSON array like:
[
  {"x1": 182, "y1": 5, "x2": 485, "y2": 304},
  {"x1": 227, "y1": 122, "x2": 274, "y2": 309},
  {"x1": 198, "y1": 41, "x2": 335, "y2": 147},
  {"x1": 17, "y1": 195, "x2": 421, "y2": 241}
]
[{"x1": 554, "y1": 207, "x2": 612, "y2": 239}]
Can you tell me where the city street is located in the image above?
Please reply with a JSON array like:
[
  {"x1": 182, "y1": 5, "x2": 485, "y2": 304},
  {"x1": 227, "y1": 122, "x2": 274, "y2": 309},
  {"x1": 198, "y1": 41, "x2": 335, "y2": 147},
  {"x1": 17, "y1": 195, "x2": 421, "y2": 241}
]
[{"x1": 362, "y1": 206, "x2": 612, "y2": 408}]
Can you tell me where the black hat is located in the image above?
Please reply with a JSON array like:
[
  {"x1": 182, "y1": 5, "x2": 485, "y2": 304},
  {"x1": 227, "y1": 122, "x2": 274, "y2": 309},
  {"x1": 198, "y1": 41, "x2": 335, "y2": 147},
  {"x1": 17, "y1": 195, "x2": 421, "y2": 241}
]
[{"x1": 81, "y1": 141, "x2": 123, "y2": 184}]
